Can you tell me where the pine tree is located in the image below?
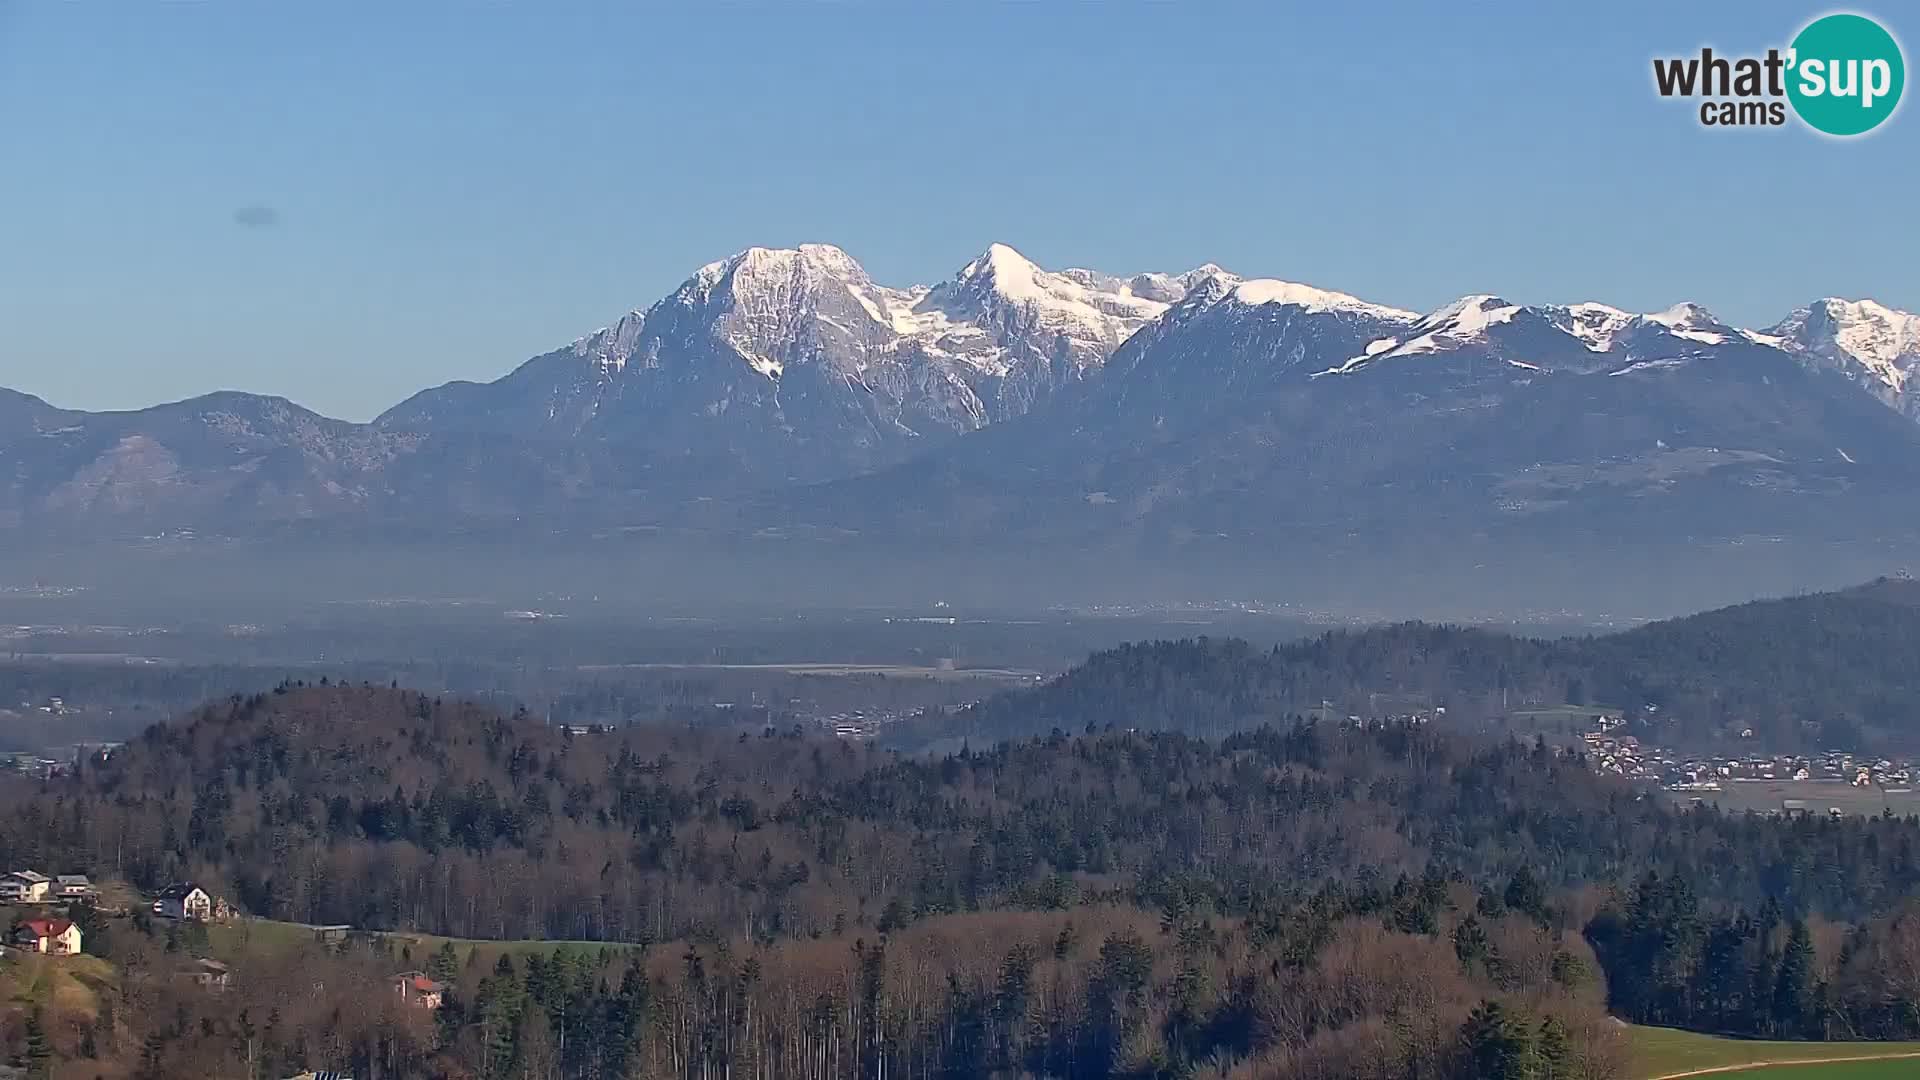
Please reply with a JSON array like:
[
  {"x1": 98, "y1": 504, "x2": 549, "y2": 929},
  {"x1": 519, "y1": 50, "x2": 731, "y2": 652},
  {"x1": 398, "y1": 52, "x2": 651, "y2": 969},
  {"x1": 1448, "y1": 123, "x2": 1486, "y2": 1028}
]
[
  {"x1": 1460, "y1": 1000, "x2": 1538, "y2": 1080},
  {"x1": 1504, "y1": 867, "x2": 1550, "y2": 925},
  {"x1": 1454, "y1": 914, "x2": 1491, "y2": 970},
  {"x1": 1537, "y1": 1015, "x2": 1572, "y2": 1079},
  {"x1": 429, "y1": 940, "x2": 461, "y2": 985},
  {"x1": 1774, "y1": 918, "x2": 1815, "y2": 1037},
  {"x1": 24, "y1": 1006, "x2": 52, "y2": 1080}
]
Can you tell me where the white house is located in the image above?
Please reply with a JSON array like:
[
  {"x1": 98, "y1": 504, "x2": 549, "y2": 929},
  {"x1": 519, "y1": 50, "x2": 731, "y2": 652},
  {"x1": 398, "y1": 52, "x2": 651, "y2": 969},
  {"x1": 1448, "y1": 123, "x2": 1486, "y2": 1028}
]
[
  {"x1": 55, "y1": 874, "x2": 94, "y2": 900},
  {"x1": 0, "y1": 871, "x2": 52, "y2": 903},
  {"x1": 11, "y1": 917, "x2": 81, "y2": 955},
  {"x1": 154, "y1": 883, "x2": 213, "y2": 921}
]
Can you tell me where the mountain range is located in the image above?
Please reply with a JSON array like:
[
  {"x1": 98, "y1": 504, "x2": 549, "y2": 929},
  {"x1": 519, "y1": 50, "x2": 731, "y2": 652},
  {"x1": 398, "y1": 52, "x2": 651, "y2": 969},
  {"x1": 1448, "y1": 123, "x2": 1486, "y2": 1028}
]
[{"x1": 5, "y1": 242, "x2": 1920, "y2": 607}]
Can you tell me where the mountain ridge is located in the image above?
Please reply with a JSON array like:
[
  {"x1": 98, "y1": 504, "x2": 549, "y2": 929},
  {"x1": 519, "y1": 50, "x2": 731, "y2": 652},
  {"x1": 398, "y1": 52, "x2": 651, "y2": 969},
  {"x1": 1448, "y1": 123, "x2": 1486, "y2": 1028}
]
[
  {"x1": 5, "y1": 241, "x2": 1919, "y2": 582},
  {"x1": 14, "y1": 243, "x2": 1915, "y2": 432}
]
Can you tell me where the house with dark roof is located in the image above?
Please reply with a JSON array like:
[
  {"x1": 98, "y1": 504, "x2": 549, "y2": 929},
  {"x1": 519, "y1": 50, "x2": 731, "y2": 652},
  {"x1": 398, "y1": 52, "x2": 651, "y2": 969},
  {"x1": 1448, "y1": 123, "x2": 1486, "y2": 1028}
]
[{"x1": 154, "y1": 883, "x2": 213, "y2": 921}]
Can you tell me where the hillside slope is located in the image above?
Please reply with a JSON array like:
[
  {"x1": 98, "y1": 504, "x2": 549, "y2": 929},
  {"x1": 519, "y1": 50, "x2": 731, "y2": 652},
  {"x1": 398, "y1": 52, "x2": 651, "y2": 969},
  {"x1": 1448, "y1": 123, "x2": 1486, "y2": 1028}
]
[{"x1": 897, "y1": 578, "x2": 1920, "y2": 754}]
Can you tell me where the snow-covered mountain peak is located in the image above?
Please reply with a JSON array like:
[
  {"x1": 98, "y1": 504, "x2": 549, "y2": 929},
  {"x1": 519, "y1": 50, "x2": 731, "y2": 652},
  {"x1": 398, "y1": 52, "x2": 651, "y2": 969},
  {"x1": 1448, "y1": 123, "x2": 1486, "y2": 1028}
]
[
  {"x1": 1811, "y1": 298, "x2": 1920, "y2": 365},
  {"x1": 1559, "y1": 303, "x2": 1637, "y2": 352},
  {"x1": 1641, "y1": 302, "x2": 1730, "y2": 344},
  {"x1": 1765, "y1": 297, "x2": 1920, "y2": 398},
  {"x1": 685, "y1": 243, "x2": 882, "y2": 303},
  {"x1": 1118, "y1": 264, "x2": 1234, "y2": 303},
  {"x1": 913, "y1": 244, "x2": 1182, "y2": 372},
  {"x1": 1648, "y1": 301, "x2": 1715, "y2": 326},
  {"x1": 669, "y1": 244, "x2": 902, "y2": 379},
  {"x1": 1169, "y1": 269, "x2": 1243, "y2": 309},
  {"x1": 1390, "y1": 295, "x2": 1523, "y2": 355},
  {"x1": 957, "y1": 242, "x2": 1043, "y2": 287}
]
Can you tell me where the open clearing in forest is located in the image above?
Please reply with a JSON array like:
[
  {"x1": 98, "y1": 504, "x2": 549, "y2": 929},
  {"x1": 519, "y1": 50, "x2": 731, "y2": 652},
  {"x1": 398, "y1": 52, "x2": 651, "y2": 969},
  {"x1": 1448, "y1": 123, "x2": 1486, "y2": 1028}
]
[
  {"x1": 1630, "y1": 1024, "x2": 1920, "y2": 1078},
  {"x1": 210, "y1": 915, "x2": 637, "y2": 971}
]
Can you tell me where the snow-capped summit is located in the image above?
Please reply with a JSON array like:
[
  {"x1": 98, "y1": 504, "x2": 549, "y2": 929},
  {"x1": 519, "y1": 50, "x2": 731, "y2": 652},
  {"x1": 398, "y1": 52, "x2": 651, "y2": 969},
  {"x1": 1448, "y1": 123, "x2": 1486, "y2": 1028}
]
[
  {"x1": 1397, "y1": 294, "x2": 1520, "y2": 351},
  {"x1": 21, "y1": 242, "x2": 1920, "y2": 549},
  {"x1": 666, "y1": 243, "x2": 902, "y2": 380},
  {"x1": 1643, "y1": 302, "x2": 1731, "y2": 345},
  {"x1": 1765, "y1": 299, "x2": 1920, "y2": 410},
  {"x1": 913, "y1": 242, "x2": 1184, "y2": 371},
  {"x1": 1323, "y1": 293, "x2": 1753, "y2": 377},
  {"x1": 1123, "y1": 264, "x2": 1230, "y2": 303},
  {"x1": 369, "y1": 241, "x2": 1920, "y2": 505},
  {"x1": 379, "y1": 242, "x2": 1234, "y2": 478}
]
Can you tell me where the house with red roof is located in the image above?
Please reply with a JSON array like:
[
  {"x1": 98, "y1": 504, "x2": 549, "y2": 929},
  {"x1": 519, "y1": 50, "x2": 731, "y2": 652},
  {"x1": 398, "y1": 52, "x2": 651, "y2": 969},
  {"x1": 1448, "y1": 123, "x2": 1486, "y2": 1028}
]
[
  {"x1": 12, "y1": 917, "x2": 81, "y2": 955},
  {"x1": 391, "y1": 971, "x2": 444, "y2": 1009}
]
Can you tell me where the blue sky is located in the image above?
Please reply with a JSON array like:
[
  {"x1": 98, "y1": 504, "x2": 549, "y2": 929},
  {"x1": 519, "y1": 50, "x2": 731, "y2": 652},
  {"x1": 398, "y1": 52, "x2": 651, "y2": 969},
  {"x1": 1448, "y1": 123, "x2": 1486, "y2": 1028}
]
[{"x1": 0, "y1": 1, "x2": 1913, "y2": 421}]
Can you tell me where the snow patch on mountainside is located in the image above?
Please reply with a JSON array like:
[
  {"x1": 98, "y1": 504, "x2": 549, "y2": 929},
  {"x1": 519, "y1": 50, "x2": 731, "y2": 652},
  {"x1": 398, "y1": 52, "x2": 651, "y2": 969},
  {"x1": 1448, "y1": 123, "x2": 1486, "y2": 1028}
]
[
  {"x1": 1326, "y1": 294, "x2": 1752, "y2": 375},
  {"x1": 1229, "y1": 279, "x2": 1418, "y2": 320}
]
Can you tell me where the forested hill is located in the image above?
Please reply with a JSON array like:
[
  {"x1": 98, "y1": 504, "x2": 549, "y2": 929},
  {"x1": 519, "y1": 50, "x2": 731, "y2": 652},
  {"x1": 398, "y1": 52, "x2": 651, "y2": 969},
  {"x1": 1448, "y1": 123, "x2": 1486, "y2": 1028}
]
[
  {"x1": 896, "y1": 577, "x2": 1920, "y2": 754},
  {"x1": 9, "y1": 682, "x2": 1920, "y2": 941},
  {"x1": 14, "y1": 684, "x2": 1920, "y2": 1076}
]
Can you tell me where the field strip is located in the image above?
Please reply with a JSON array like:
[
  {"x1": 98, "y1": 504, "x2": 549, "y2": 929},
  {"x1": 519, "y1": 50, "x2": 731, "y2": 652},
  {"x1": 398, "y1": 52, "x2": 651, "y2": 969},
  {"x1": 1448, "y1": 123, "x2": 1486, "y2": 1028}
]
[{"x1": 1649, "y1": 1050, "x2": 1920, "y2": 1078}]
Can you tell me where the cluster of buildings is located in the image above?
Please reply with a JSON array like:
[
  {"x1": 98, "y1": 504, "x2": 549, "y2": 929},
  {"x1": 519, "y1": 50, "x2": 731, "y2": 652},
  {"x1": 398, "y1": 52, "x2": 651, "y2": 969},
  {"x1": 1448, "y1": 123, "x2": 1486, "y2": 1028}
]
[
  {"x1": 1663, "y1": 750, "x2": 1916, "y2": 790},
  {"x1": 1, "y1": 751, "x2": 71, "y2": 779},
  {"x1": 823, "y1": 709, "x2": 888, "y2": 740},
  {"x1": 1579, "y1": 731, "x2": 1670, "y2": 780},
  {"x1": 1576, "y1": 727, "x2": 1919, "y2": 799},
  {"x1": 152, "y1": 882, "x2": 236, "y2": 922},
  {"x1": 1651, "y1": 748, "x2": 1915, "y2": 791},
  {"x1": 0, "y1": 870, "x2": 93, "y2": 956},
  {"x1": 0, "y1": 870, "x2": 94, "y2": 904}
]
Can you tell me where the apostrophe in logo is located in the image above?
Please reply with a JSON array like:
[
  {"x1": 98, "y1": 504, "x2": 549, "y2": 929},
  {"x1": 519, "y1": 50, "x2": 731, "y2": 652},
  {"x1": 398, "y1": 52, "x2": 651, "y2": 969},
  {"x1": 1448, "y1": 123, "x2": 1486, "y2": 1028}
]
[
  {"x1": 1786, "y1": 13, "x2": 1904, "y2": 135},
  {"x1": 1652, "y1": 11, "x2": 1905, "y2": 136}
]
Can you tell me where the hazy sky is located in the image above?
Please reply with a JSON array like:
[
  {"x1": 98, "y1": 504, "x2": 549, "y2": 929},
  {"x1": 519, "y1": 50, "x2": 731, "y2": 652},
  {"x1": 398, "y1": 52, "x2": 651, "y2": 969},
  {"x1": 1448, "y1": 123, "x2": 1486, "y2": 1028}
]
[{"x1": 1, "y1": 1, "x2": 1913, "y2": 421}]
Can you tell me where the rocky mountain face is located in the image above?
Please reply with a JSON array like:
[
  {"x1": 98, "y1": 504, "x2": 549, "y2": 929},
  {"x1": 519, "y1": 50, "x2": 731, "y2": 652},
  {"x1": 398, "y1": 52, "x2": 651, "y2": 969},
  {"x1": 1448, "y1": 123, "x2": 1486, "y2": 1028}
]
[
  {"x1": 0, "y1": 392, "x2": 409, "y2": 533},
  {"x1": 1763, "y1": 298, "x2": 1920, "y2": 419},
  {"x1": 374, "y1": 243, "x2": 1213, "y2": 483},
  {"x1": 3, "y1": 243, "x2": 1919, "y2": 580}
]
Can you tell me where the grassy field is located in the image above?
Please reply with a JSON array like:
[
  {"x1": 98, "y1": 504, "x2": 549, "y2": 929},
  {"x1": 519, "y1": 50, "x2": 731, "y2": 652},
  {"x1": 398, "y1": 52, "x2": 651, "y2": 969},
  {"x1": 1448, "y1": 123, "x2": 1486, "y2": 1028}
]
[
  {"x1": 1665, "y1": 780, "x2": 1920, "y2": 818},
  {"x1": 1741, "y1": 1063, "x2": 1920, "y2": 1078},
  {"x1": 375, "y1": 929, "x2": 638, "y2": 972},
  {"x1": 0, "y1": 952, "x2": 115, "y2": 1017},
  {"x1": 1630, "y1": 1024, "x2": 1920, "y2": 1077},
  {"x1": 208, "y1": 915, "x2": 638, "y2": 971}
]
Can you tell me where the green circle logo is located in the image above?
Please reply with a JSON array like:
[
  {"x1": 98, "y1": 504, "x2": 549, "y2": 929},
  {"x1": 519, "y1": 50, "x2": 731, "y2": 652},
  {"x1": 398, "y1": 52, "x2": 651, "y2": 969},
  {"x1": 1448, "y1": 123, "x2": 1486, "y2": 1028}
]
[{"x1": 1787, "y1": 13, "x2": 1905, "y2": 136}]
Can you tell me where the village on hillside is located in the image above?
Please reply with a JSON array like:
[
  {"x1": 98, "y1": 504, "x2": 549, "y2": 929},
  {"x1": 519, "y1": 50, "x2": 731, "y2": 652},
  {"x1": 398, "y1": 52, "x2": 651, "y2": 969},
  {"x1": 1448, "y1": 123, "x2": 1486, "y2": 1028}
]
[
  {"x1": 0, "y1": 868, "x2": 442, "y2": 1012},
  {"x1": 1565, "y1": 710, "x2": 1920, "y2": 817},
  {"x1": 0, "y1": 866, "x2": 449, "y2": 1079}
]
